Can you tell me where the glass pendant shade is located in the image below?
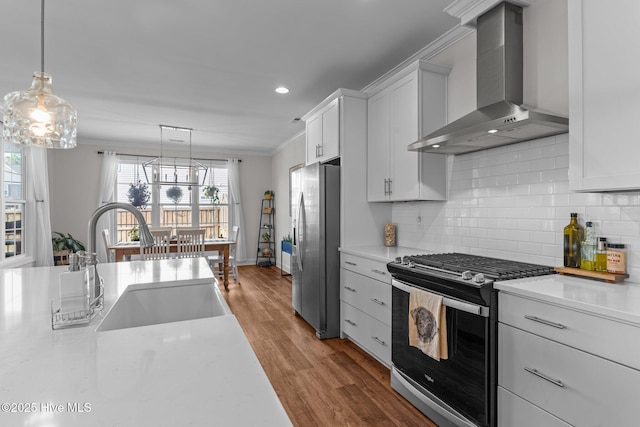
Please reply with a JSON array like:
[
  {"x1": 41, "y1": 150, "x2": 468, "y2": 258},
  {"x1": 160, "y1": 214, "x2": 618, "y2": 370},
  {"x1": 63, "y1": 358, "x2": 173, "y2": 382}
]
[{"x1": 3, "y1": 71, "x2": 77, "y2": 149}]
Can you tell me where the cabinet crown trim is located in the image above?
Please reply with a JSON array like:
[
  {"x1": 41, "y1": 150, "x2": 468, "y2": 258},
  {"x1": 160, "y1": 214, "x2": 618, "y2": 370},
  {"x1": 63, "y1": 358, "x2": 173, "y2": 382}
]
[
  {"x1": 301, "y1": 88, "x2": 366, "y2": 121},
  {"x1": 364, "y1": 60, "x2": 451, "y2": 97}
]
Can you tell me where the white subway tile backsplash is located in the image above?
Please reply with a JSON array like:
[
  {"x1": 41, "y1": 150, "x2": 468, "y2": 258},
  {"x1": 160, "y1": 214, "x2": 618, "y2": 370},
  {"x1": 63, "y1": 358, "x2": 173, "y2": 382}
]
[{"x1": 392, "y1": 133, "x2": 640, "y2": 280}]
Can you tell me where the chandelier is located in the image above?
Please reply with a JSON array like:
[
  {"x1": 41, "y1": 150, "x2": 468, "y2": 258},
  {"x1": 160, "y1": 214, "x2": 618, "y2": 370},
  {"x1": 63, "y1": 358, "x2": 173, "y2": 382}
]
[
  {"x1": 143, "y1": 125, "x2": 208, "y2": 186},
  {"x1": 2, "y1": 0, "x2": 77, "y2": 149}
]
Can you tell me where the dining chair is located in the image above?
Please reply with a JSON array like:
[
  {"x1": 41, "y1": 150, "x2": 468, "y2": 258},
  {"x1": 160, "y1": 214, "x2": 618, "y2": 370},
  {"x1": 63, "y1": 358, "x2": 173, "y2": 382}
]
[
  {"x1": 175, "y1": 227, "x2": 206, "y2": 258},
  {"x1": 140, "y1": 229, "x2": 172, "y2": 260},
  {"x1": 101, "y1": 229, "x2": 115, "y2": 263},
  {"x1": 208, "y1": 226, "x2": 240, "y2": 283}
]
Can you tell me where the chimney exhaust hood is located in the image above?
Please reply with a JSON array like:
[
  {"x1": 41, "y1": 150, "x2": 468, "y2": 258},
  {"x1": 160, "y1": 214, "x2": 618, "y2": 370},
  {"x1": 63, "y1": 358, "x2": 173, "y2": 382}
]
[{"x1": 408, "y1": 2, "x2": 568, "y2": 155}]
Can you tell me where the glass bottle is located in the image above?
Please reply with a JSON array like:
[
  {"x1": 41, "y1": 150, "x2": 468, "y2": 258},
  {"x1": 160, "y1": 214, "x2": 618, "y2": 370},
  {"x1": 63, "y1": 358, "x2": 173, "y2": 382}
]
[
  {"x1": 580, "y1": 221, "x2": 596, "y2": 271},
  {"x1": 563, "y1": 213, "x2": 584, "y2": 268},
  {"x1": 595, "y1": 237, "x2": 608, "y2": 272}
]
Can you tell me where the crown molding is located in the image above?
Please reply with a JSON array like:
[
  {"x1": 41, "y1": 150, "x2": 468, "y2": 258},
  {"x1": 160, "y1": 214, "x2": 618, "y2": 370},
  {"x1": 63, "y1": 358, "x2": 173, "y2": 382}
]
[
  {"x1": 444, "y1": 0, "x2": 532, "y2": 26},
  {"x1": 361, "y1": 24, "x2": 473, "y2": 95}
]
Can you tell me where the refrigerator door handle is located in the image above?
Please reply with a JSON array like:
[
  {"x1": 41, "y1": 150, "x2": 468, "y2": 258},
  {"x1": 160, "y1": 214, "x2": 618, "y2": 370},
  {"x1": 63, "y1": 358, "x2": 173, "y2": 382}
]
[{"x1": 297, "y1": 192, "x2": 305, "y2": 271}]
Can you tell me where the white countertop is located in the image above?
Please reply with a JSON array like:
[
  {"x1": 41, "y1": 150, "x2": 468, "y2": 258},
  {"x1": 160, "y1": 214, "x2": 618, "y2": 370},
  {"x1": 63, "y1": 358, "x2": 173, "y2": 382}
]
[
  {"x1": 339, "y1": 245, "x2": 428, "y2": 263},
  {"x1": 495, "y1": 274, "x2": 640, "y2": 326},
  {"x1": 0, "y1": 258, "x2": 292, "y2": 426}
]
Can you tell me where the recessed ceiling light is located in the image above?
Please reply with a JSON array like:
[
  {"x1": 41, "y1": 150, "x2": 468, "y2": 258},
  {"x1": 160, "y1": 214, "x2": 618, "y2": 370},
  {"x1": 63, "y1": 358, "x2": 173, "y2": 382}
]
[
  {"x1": 431, "y1": 144, "x2": 440, "y2": 148},
  {"x1": 275, "y1": 87, "x2": 289, "y2": 94},
  {"x1": 488, "y1": 129, "x2": 498, "y2": 134}
]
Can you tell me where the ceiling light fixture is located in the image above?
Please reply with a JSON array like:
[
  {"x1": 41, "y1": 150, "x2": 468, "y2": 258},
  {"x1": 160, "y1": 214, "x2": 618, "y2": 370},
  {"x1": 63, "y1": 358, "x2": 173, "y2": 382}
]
[
  {"x1": 275, "y1": 87, "x2": 290, "y2": 94},
  {"x1": 143, "y1": 125, "x2": 208, "y2": 186},
  {"x1": 487, "y1": 129, "x2": 498, "y2": 134},
  {"x1": 2, "y1": 0, "x2": 77, "y2": 149}
]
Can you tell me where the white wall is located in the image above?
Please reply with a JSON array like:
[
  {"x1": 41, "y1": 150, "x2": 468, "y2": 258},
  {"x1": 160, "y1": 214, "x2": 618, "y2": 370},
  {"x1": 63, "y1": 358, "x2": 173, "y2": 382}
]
[
  {"x1": 271, "y1": 133, "x2": 306, "y2": 273},
  {"x1": 48, "y1": 142, "x2": 271, "y2": 263}
]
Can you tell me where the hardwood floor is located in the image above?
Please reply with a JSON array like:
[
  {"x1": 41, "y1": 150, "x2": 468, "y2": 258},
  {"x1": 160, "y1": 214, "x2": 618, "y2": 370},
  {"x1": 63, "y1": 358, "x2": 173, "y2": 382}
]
[{"x1": 221, "y1": 265, "x2": 437, "y2": 427}]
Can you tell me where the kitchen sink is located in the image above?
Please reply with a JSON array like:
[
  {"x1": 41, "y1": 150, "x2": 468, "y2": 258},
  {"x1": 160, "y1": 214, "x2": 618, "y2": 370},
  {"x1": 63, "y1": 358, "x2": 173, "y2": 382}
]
[{"x1": 96, "y1": 281, "x2": 231, "y2": 332}]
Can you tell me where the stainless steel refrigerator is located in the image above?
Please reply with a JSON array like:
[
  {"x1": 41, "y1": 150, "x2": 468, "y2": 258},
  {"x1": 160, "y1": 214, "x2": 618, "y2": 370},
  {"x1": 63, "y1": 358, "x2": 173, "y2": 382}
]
[{"x1": 291, "y1": 162, "x2": 340, "y2": 339}]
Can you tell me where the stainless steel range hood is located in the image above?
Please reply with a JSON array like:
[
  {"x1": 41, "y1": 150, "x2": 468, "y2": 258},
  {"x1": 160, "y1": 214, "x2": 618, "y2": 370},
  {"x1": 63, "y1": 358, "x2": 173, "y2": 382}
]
[{"x1": 409, "y1": 2, "x2": 568, "y2": 155}]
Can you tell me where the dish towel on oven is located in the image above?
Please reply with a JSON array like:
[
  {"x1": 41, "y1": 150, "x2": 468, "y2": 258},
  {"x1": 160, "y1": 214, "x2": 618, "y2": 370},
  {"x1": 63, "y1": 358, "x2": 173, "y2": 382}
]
[{"x1": 409, "y1": 288, "x2": 448, "y2": 361}]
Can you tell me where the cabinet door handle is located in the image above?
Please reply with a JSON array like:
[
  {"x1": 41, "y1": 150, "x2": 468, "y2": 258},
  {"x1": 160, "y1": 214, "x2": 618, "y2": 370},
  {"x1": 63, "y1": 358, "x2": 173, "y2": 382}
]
[
  {"x1": 371, "y1": 269, "x2": 387, "y2": 276},
  {"x1": 345, "y1": 261, "x2": 357, "y2": 266},
  {"x1": 344, "y1": 286, "x2": 357, "y2": 293},
  {"x1": 372, "y1": 336, "x2": 386, "y2": 346},
  {"x1": 524, "y1": 367, "x2": 564, "y2": 388},
  {"x1": 388, "y1": 178, "x2": 392, "y2": 195},
  {"x1": 345, "y1": 319, "x2": 357, "y2": 326},
  {"x1": 318, "y1": 143, "x2": 323, "y2": 157},
  {"x1": 524, "y1": 315, "x2": 567, "y2": 329},
  {"x1": 384, "y1": 178, "x2": 388, "y2": 195},
  {"x1": 371, "y1": 298, "x2": 385, "y2": 306}
]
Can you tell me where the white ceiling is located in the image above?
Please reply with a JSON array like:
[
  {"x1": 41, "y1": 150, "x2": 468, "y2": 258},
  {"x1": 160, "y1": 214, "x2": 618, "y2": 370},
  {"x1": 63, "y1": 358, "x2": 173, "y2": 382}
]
[{"x1": 1, "y1": 0, "x2": 461, "y2": 155}]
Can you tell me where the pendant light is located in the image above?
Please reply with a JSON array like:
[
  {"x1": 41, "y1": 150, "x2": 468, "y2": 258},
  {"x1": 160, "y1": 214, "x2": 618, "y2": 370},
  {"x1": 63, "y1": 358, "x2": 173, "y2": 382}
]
[{"x1": 2, "y1": 0, "x2": 77, "y2": 149}]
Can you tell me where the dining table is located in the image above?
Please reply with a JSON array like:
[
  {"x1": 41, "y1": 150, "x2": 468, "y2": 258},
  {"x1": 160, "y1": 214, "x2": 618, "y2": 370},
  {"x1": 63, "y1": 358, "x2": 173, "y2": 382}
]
[{"x1": 108, "y1": 239, "x2": 234, "y2": 290}]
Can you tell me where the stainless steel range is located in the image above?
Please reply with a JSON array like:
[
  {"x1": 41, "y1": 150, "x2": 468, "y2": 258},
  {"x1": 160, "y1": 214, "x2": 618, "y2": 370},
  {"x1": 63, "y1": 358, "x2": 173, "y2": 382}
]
[{"x1": 387, "y1": 253, "x2": 555, "y2": 427}]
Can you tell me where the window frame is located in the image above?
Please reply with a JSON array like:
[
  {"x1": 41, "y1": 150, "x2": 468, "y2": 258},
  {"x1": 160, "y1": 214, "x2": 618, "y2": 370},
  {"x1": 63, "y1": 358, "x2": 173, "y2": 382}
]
[{"x1": 1, "y1": 141, "x2": 28, "y2": 265}]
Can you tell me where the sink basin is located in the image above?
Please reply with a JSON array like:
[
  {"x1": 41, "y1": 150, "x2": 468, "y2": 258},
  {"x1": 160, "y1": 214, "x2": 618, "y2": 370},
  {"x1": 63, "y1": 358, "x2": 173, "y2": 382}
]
[{"x1": 97, "y1": 281, "x2": 231, "y2": 332}]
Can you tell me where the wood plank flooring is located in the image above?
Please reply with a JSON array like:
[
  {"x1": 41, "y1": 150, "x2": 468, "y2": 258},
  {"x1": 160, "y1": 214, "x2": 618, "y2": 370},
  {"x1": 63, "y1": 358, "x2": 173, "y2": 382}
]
[{"x1": 221, "y1": 265, "x2": 437, "y2": 427}]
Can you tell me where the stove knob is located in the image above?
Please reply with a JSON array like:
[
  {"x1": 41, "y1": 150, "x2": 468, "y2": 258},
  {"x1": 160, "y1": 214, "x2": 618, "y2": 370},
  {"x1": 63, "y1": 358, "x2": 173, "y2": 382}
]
[
  {"x1": 473, "y1": 273, "x2": 486, "y2": 284},
  {"x1": 461, "y1": 271, "x2": 473, "y2": 280},
  {"x1": 395, "y1": 257, "x2": 402, "y2": 264},
  {"x1": 407, "y1": 261, "x2": 415, "y2": 268}
]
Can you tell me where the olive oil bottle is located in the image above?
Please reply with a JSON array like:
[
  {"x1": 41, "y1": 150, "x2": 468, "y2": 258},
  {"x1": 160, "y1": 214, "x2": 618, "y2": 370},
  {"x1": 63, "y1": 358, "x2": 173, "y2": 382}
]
[
  {"x1": 580, "y1": 221, "x2": 596, "y2": 270},
  {"x1": 563, "y1": 213, "x2": 584, "y2": 268},
  {"x1": 595, "y1": 237, "x2": 608, "y2": 272}
]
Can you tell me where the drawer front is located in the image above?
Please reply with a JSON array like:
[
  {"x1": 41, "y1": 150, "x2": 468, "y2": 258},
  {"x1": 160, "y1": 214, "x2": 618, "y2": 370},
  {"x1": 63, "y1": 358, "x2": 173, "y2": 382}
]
[
  {"x1": 342, "y1": 302, "x2": 391, "y2": 366},
  {"x1": 341, "y1": 253, "x2": 391, "y2": 284},
  {"x1": 499, "y1": 292, "x2": 640, "y2": 371},
  {"x1": 499, "y1": 324, "x2": 640, "y2": 427},
  {"x1": 498, "y1": 387, "x2": 571, "y2": 427},
  {"x1": 341, "y1": 269, "x2": 391, "y2": 325}
]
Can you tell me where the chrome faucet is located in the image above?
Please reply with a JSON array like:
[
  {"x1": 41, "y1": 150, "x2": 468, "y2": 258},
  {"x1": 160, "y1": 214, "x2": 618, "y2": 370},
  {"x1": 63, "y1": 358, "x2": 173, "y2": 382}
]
[{"x1": 86, "y1": 202, "x2": 155, "y2": 310}]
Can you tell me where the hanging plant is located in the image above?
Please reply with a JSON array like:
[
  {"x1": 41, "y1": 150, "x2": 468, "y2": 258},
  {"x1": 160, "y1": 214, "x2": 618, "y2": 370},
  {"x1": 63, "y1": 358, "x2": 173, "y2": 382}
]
[
  {"x1": 127, "y1": 181, "x2": 150, "y2": 209},
  {"x1": 203, "y1": 185, "x2": 220, "y2": 203},
  {"x1": 166, "y1": 186, "x2": 183, "y2": 204}
]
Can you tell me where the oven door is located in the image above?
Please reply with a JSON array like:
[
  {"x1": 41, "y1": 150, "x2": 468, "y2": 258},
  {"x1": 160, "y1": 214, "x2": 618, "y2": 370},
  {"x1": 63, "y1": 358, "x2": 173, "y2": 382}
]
[{"x1": 391, "y1": 278, "x2": 494, "y2": 427}]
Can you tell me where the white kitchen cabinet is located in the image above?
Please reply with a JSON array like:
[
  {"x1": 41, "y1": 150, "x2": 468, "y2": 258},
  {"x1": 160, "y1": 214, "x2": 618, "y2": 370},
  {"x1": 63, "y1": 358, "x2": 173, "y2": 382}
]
[
  {"x1": 340, "y1": 253, "x2": 392, "y2": 366},
  {"x1": 498, "y1": 291, "x2": 640, "y2": 426},
  {"x1": 568, "y1": 0, "x2": 640, "y2": 191},
  {"x1": 303, "y1": 89, "x2": 365, "y2": 166},
  {"x1": 367, "y1": 61, "x2": 449, "y2": 202},
  {"x1": 304, "y1": 98, "x2": 339, "y2": 165}
]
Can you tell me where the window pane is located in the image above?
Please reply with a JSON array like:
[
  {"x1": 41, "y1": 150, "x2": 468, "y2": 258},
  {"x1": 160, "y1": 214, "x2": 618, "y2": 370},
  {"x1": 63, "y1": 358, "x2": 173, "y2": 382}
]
[
  {"x1": 115, "y1": 157, "x2": 229, "y2": 241},
  {"x1": 4, "y1": 144, "x2": 22, "y2": 199},
  {"x1": 4, "y1": 203, "x2": 24, "y2": 257}
]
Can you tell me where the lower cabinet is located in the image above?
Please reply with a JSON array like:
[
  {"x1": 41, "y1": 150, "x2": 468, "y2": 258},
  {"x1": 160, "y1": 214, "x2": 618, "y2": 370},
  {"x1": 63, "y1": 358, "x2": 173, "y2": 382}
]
[
  {"x1": 340, "y1": 253, "x2": 392, "y2": 367},
  {"x1": 498, "y1": 291, "x2": 640, "y2": 426}
]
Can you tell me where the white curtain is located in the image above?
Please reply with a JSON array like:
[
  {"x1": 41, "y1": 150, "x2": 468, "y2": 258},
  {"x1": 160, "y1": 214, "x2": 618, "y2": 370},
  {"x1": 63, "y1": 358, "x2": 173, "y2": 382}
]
[
  {"x1": 96, "y1": 151, "x2": 118, "y2": 262},
  {"x1": 26, "y1": 146, "x2": 53, "y2": 266},
  {"x1": 227, "y1": 158, "x2": 246, "y2": 262}
]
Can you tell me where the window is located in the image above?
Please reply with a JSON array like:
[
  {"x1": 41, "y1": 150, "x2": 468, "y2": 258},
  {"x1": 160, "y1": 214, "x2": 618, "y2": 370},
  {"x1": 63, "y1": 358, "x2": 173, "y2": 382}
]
[
  {"x1": 2, "y1": 142, "x2": 26, "y2": 258},
  {"x1": 115, "y1": 157, "x2": 228, "y2": 241}
]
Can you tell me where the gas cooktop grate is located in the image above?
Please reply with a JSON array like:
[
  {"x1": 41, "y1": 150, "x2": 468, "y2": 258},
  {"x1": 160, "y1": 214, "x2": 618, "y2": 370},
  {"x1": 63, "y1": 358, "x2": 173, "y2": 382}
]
[{"x1": 407, "y1": 253, "x2": 555, "y2": 280}]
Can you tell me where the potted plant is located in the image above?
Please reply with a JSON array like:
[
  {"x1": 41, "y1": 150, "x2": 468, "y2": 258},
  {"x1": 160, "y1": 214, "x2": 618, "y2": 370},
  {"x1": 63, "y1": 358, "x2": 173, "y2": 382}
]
[
  {"x1": 203, "y1": 185, "x2": 220, "y2": 203},
  {"x1": 128, "y1": 226, "x2": 139, "y2": 242},
  {"x1": 264, "y1": 190, "x2": 274, "y2": 200},
  {"x1": 52, "y1": 232, "x2": 86, "y2": 265},
  {"x1": 127, "y1": 181, "x2": 150, "y2": 209},
  {"x1": 261, "y1": 232, "x2": 271, "y2": 242},
  {"x1": 166, "y1": 186, "x2": 183, "y2": 204},
  {"x1": 281, "y1": 234, "x2": 292, "y2": 254}
]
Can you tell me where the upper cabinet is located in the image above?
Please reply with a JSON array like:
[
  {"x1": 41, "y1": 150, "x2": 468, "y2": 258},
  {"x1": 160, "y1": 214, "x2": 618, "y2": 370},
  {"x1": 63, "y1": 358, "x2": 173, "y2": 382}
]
[
  {"x1": 302, "y1": 89, "x2": 366, "y2": 166},
  {"x1": 367, "y1": 61, "x2": 449, "y2": 202},
  {"x1": 569, "y1": 0, "x2": 640, "y2": 191}
]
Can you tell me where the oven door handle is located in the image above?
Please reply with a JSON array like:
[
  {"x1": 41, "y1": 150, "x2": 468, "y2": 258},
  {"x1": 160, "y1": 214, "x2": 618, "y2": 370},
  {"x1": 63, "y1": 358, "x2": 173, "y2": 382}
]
[{"x1": 392, "y1": 279, "x2": 489, "y2": 317}]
